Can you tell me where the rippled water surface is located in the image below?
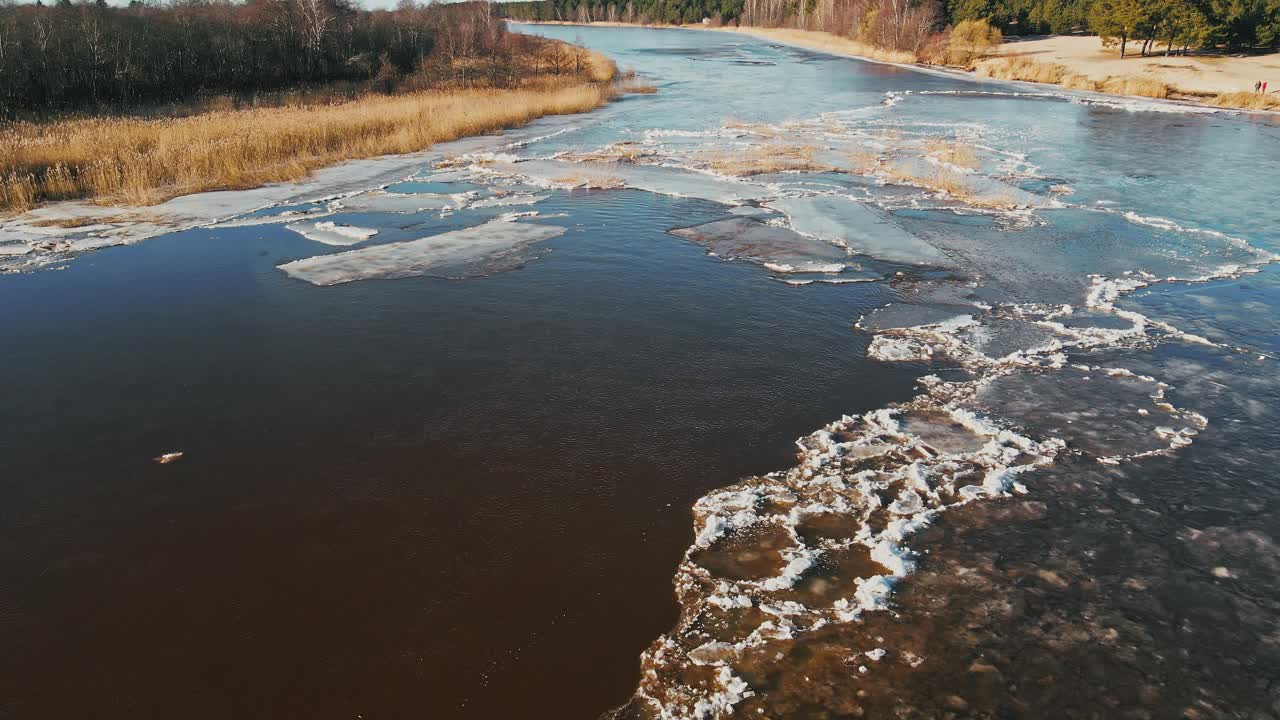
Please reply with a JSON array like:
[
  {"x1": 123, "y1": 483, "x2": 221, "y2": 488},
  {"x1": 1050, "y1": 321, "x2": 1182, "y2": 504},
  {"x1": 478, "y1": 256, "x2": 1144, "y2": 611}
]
[{"x1": 4, "y1": 23, "x2": 1280, "y2": 720}]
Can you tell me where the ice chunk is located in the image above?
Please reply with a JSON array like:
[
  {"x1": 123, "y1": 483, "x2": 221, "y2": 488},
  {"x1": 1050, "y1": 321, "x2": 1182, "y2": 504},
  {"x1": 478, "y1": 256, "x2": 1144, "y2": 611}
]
[
  {"x1": 858, "y1": 302, "x2": 976, "y2": 332},
  {"x1": 278, "y1": 219, "x2": 565, "y2": 286},
  {"x1": 466, "y1": 193, "x2": 550, "y2": 209},
  {"x1": 215, "y1": 204, "x2": 334, "y2": 228},
  {"x1": 492, "y1": 159, "x2": 763, "y2": 205},
  {"x1": 285, "y1": 220, "x2": 378, "y2": 246},
  {"x1": 153, "y1": 451, "x2": 184, "y2": 464},
  {"x1": 669, "y1": 218, "x2": 849, "y2": 273},
  {"x1": 727, "y1": 205, "x2": 776, "y2": 218},
  {"x1": 769, "y1": 196, "x2": 952, "y2": 267},
  {"x1": 333, "y1": 190, "x2": 460, "y2": 214}
]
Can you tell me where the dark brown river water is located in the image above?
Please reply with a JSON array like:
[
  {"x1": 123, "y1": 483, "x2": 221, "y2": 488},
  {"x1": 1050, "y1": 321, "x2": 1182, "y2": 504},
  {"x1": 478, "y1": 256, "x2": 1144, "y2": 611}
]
[{"x1": 0, "y1": 190, "x2": 920, "y2": 718}]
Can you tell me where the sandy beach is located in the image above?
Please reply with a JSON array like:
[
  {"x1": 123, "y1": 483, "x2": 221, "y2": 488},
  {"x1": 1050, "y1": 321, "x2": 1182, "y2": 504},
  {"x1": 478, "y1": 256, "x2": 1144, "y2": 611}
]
[{"x1": 990, "y1": 34, "x2": 1280, "y2": 96}]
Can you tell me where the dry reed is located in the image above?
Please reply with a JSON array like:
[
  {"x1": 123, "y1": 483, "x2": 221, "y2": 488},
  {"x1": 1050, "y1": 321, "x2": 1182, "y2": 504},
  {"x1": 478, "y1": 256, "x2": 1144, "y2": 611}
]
[
  {"x1": 849, "y1": 150, "x2": 883, "y2": 174},
  {"x1": 1, "y1": 49, "x2": 618, "y2": 213},
  {"x1": 886, "y1": 165, "x2": 1021, "y2": 209},
  {"x1": 619, "y1": 79, "x2": 659, "y2": 94},
  {"x1": 561, "y1": 142, "x2": 652, "y2": 163},
  {"x1": 1099, "y1": 75, "x2": 1171, "y2": 99},
  {"x1": 549, "y1": 170, "x2": 626, "y2": 189},
  {"x1": 924, "y1": 138, "x2": 980, "y2": 169},
  {"x1": 976, "y1": 56, "x2": 1173, "y2": 100},
  {"x1": 706, "y1": 143, "x2": 827, "y2": 176},
  {"x1": 977, "y1": 56, "x2": 1070, "y2": 85},
  {"x1": 1208, "y1": 91, "x2": 1280, "y2": 110}
]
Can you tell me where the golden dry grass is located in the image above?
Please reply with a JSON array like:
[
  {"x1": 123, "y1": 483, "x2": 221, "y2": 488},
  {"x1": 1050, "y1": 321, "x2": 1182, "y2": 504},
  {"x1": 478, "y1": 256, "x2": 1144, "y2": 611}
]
[
  {"x1": 1207, "y1": 91, "x2": 1280, "y2": 110},
  {"x1": 584, "y1": 51, "x2": 619, "y2": 83},
  {"x1": 1099, "y1": 75, "x2": 1171, "y2": 99},
  {"x1": 977, "y1": 56, "x2": 1070, "y2": 85},
  {"x1": 849, "y1": 150, "x2": 883, "y2": 174},
  {"x1": 619, "y1": 79, "x2": 658, "y2": 94},
  {"x1": 923, "y1": 137, "x2": 980, "y2": 169},
  {"x1": 723, "y1": 119, "x2": 780, "y2": 139},
  {"x1": 705, "y1": 143, "x2": 828, "y2": 176},
  {"x1": 885, "y1": 165, "x2": 1021, "y2": 210},
  {"x1": 561, "y1": 141, "x2": 652, "y2": 163},
  {"x1": 549, "y1": 170, "x2": 626, "y2": 189},
  {"x1": 977, "y1": 56, "x2": 1173, "y2": 99},
  {"x1": 1059, "y1": 73, "x2": 1101, "y2": 91},
  {"x1": 1, "y1": 48, "x2": 618, "y2": 213}
]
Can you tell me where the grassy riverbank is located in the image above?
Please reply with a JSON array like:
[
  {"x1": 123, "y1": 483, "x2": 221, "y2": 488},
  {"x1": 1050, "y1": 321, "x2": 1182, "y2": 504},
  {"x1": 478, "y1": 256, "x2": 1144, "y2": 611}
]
[{"x1": 0, "y1": 44, "x2": 617, "y2": 213}]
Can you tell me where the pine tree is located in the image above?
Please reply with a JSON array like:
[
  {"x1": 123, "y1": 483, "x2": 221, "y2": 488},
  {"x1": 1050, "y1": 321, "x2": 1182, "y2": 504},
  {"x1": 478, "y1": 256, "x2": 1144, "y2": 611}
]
[{"x1": 1090, "y1": 0, "x2": 1147, "y2": 56}]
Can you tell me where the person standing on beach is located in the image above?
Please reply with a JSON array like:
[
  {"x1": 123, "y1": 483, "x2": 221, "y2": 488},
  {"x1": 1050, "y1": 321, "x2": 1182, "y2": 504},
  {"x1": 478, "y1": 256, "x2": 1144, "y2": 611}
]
[{"x1": 1257, "y1": 81, "x2": 1264, "y2": 93}]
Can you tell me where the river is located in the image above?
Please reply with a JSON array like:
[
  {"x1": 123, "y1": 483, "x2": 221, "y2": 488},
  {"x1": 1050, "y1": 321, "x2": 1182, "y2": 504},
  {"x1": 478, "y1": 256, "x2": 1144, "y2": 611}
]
[{"x1": 2, "y1": 23, "x2": 1279, "y2": 720}]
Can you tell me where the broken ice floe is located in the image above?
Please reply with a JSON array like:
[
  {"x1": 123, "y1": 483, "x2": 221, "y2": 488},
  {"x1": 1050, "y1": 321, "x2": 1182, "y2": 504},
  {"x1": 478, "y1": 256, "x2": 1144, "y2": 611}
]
[
  {"x1": 769, "y1": 196, "x2": 952, "y2": 267},
  {"x1": 479, "y1": 158, "x2": 762, "y2": 205},
  {"x1": 669, "y1": 218, "x2": 855, "y2": 276},
  {"x1": 153, "y1": 451, "x2": 184, "y2": 464},
  {"x1": 285, "y1": 220, "x2": 378, "y2": 246},
  {"x1": 332, "y1": 190, "x2": 464, "y2": 214},
  {"x1": 622, "y1": 388, "x2": 1065, "y2": 719},
  {"x1": 605, "y1": 114, "x2": 1278, "y2": 719},
  {"x1": 278, "y1": 219, "x2": 565, "y2": 286}
]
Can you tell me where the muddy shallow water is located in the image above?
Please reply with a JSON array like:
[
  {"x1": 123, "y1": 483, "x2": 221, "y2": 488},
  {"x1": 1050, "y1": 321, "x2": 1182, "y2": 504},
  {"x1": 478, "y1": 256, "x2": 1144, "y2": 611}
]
[{"x1": 3, "y1": 23, "x2": 1280, "y2": 720}]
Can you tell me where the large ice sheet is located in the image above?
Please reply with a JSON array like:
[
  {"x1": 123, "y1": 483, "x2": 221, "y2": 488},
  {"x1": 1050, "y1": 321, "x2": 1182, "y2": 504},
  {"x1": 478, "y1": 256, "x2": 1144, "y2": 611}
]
[
  {"x1": 768, "y1": 196, "x2": 953, "y2": 267},
  {"x1": 669, "y1": 218, "x2": 850, "y2": 273},
  {"x1": 278, "y1": 219, "x2": 565, "y2": 286},
  {"x1": 490, "y1": 159, "x2": 764, "y2": 205},
  {"x1": 333, "y1": 190, "x2": 461, "y2": 214}
]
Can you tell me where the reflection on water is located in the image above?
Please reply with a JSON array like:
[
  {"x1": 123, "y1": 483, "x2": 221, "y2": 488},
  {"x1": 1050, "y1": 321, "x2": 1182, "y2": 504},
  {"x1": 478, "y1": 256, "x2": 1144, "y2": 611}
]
[{"x1": 2, "y1": 22, "x2": 1279, "y2": 720}]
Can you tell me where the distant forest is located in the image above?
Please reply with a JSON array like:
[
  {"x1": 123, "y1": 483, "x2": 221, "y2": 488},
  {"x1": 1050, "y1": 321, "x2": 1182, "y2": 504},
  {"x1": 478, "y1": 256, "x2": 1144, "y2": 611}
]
[
  {"x1": 0, "y1": 0, "x2": 569, "y2": 118},
  {"x1": 499, "y1": 0, "x2": 1280, "y2": 51}
]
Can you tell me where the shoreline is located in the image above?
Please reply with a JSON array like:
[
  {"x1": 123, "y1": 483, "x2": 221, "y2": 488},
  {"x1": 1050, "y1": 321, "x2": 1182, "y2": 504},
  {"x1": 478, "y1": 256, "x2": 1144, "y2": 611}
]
[
  {"x1": 0, "y1": 45, "x2": 622, "y2": 270},
  {"x1": 514, "y1": 21, "x2": 1280, "y2": 114},
  {"x1": 0, "y1": 109, "x2": 603, "y2": 273}
]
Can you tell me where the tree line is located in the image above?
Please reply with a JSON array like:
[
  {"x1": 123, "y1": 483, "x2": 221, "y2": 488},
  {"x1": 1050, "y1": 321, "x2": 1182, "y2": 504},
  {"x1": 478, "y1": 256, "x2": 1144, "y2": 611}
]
[
  {"x1": 500, "y1": 0, "x2": 1279, "y2": 53},
  {"x1": 498, "y1": 0, "x2": 744, "y2": 26},
  {"x1": 499, "y1": 0, "x2": 943, "y2": 53},
  {"x1": 0, "y1": 0, "x2": 584, "y2": 119},
  {"x1": 950, "y1": 0, "x2": 1278, "y2": 50}
]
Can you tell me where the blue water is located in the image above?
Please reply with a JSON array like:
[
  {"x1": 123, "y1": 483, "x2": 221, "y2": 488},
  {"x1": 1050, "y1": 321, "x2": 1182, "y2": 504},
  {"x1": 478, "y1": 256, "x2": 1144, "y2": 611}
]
[{"x1": 2, "y1": 22, "x2": 1279, "y2": 720}]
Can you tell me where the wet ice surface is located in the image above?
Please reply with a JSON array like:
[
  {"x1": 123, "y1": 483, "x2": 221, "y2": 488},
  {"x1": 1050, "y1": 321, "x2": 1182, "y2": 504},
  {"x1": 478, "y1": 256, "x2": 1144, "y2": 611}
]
[
  {"x1": 279, "y1": 219, "x2": 565, "y2": 285},
  {"x1": 669, "y1": 218, "x2": 851, "y2": 276},
  {"x1": 771, "y1": 196, "x2": 953, "y2": 267},
  {"x1": 285, "y1": 220, "x2": 378, "y2": 246}
]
